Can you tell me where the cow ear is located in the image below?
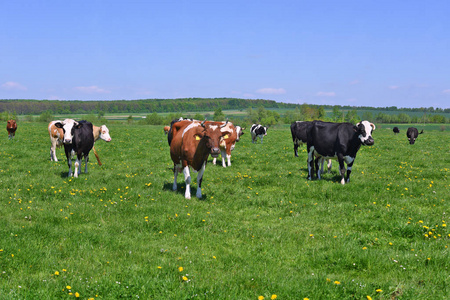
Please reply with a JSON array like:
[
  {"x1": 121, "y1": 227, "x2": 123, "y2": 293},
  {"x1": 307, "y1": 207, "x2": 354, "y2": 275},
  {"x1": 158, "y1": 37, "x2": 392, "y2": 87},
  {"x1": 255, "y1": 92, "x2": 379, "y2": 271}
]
[
  {"x1": 74, "y1": 122, "x2": 82, "y2": 129},
  {"x1": 353, "y1": 125, "x2": 358, "y2": 132},
  {"x1": 194, "y1": 133, "x2": 204, "y2": 141},
  {"x1": 54, "y1": 122, "x2": 63, "y2": 128},
  {"x1": 370, "y1": 123, "x2": 376, "y2": 130}
]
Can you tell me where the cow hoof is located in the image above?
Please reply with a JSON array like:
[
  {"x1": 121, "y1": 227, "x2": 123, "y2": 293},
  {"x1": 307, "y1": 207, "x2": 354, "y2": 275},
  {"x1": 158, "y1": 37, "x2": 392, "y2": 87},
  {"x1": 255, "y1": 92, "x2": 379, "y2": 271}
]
[{"x1": 340, "y1": 179, "x2": 345, "y2": 185}]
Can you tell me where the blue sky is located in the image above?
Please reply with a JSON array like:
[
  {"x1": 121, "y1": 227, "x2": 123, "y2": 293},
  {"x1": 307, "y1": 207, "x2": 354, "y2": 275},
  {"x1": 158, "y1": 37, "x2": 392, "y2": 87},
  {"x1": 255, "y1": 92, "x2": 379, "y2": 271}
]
[{"x1": 1, "y1": 0, "x2": 449, "y2": 108}]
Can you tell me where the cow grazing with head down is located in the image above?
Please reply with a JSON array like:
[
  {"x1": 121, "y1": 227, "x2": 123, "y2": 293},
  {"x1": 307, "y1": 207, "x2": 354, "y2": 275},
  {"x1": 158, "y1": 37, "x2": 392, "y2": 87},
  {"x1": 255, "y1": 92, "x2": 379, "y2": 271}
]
[
  {"x1": 406, "y1": 127, "x2": 423, "y2": 144},
  {"x1": 7, "y1": 119, "x2": 17, "y2": 139},
  {"x1": 212, "y1": 122, "x2": 245, "y2": 167},
  {"x1": 250, "y1": 124, "x2": 267, "y2": 143},
  {"x1": 170, "y1": 119, "x2": 231, "y2": 199},
  {"x1": 54, "y1": 119, "x2": 94, "y2": 178},
  {"x1": 393, "y1": 127, "x2": 400, "y2": 134},
  {"x1": 307, "y1": 120, "x2": 375, "y2": 185},
  {"x1": 91, "y1": 125, "x2": 112, "y2": 166}
]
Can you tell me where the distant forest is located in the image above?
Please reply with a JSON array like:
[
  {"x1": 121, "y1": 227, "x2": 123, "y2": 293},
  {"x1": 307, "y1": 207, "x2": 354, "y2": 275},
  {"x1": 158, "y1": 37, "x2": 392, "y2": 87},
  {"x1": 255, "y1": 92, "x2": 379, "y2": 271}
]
[
  {"x1": 1, "y1": 98, "x2": 449, "y2": 115},
  {"x1": 0, "y1": 98, "x2": 449, "y2": 124}
]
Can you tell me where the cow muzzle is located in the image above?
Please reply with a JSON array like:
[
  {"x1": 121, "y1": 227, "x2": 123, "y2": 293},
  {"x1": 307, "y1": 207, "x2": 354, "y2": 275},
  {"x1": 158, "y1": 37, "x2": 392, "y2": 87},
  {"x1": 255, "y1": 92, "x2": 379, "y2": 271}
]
[
  {"x1": 364, "y1": 137, "x2": 374, "y2": 146},
  {"x1": 64, "y1": 139, "x2": 73, "y2": 144},
  {"x1": 210, "y1": 147, "x2": 220, "y2": 158}
]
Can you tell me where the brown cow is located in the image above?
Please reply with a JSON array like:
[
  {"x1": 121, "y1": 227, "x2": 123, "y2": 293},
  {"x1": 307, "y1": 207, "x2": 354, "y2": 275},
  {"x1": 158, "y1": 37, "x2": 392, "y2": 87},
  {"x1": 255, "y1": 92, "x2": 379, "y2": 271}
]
[
  {"x1": 212, "y1": 122, "x2": 245, "y2": 167},
  {"x1": 164, "y1": 126, "x2": 170, "y2": 135},
  {"x1": 7, "y1": 119, "x2": 17, "y2": 139},
  {"x1": 170, "y1": 119, "x2": 231, "y2": 199}
]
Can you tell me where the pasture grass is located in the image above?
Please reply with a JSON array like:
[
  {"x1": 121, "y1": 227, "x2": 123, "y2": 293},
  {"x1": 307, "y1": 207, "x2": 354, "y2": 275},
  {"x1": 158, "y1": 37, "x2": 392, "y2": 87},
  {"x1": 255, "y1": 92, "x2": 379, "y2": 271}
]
[{"x1": 1, "y1": 122, "x2": 449, "y2": 299}]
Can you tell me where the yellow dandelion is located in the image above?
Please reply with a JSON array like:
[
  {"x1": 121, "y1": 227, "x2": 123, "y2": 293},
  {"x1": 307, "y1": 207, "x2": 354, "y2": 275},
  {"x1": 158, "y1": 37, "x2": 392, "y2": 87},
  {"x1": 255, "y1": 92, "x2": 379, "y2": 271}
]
[
  {"x1": 182, "y1": 276, "x2": 188, "y2": 281},
  {"x1": 271, "y1": 295, "x2": 277, "y2": 300},
  {"x1": 75, "y1": 292, "x2": 80, "y2": 298},
  {"x1": 54, "y1": 271, "x2": 60, "y2": 275},
  {"x1": 362, "y1": 247, "x2": 367, "y2": 250},
  {"x1": 367, "y1": 296, "x2": 372, "y2": 300},
  {"x1": 376, "y1": 289, "x2": 382, "y2": 292},
  {"x1": 66, "y1": 285, "x2": 71, "y2": 290},
  {"x1": 334, "y1": 281, "x2": 341, "y2": 285},
  {"x1": 258, "y1": 296, "x2": 264, "y2": 300},
  {"x1": 178, "y1": 266, "x2": 184, "y2": 272}
]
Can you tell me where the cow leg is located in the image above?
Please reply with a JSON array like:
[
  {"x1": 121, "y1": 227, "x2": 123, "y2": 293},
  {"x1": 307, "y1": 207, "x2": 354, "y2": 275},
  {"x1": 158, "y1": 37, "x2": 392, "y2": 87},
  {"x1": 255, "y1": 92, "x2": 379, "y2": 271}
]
[
  {"x1": 183, "y1": 166, "x2": 192, "y2": 199},
  {"x1": 260, "y1": 136, "x2": 263, "y2": 143},
  {"x1": 221, "y1": 149, "x2": 226, "y2": 167},
  {"x1": 294, "y1": 142, "x2": 299, "y2": 157},
  {"x1": 84, "y1": 154, "x2": 89, "y2": 174},
  {"x1": 196, "y1": 162, "x2": 206, "y2": 199},
  {"x1": 212, "y1": 157, "x2": 217, "y2": 165},
  {"x1": 327, "y1": 159, "x2": 332, "y2": 173},
  {"x1": 173, "y1": 165, "x2": 179, "y2": 191},
  {"x1": 346, "y1": 161, "x2": 354, "y2": 183},
  {"x1": 226, "y1": 154, "x2": 231, "y2": 167},
  {"x1": 226, "y1": 148, "x2": 232, "y2": 167},
  {"x1": 67, "y1": 157, "x2": 73, "y2": 177},
  {"x1": 337, "y1": 156, "x2": 346, "y2": 185},
  {"x1": 317, "y1": 157, "x2": 323, "y2": 180},
  {"x1": 74, "y1": 156, "x2": 80, "y2": 178},
  {"x1": 307, "y1": 147, "x2": 315, "y2": 180}
]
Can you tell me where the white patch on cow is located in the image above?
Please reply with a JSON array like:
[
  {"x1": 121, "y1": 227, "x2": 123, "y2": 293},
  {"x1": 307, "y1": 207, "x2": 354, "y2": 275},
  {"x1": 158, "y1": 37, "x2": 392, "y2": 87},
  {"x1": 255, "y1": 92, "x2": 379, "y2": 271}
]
[
  {"x1": 357, "y1": 120, "x2": 375, "y2": 144},
  {"x1": 59, "y1": 119, "x2": 78, "y2": 144},
  {"x1": 183, "y1": 166, "x2": 192, "y2": 199},
  {"x1": 226, "y1": 154, "x2": 231, "y2": 166},
  {"x1": 74, "y1": 160, "x2": 80, "y2": 178},
  {"x1": 209, "y1": 125, "x2": 218, "y2": 131},
  {"x1": 99, "y1": 125, "x2": 112, "y2": 142},
  {"x1": 182, "y1": 122, "x2": 200, "y2": 138},
  {"x1": 196, "y1": 162, "x2": 206, "y2": 198}
]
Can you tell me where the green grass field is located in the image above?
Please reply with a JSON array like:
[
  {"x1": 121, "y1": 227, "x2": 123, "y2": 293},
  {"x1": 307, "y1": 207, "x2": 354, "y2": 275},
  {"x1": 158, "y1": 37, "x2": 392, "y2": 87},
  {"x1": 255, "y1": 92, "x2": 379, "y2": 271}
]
[{"x1": 1, "y1": 122, "x2": 449, "y2": 299}]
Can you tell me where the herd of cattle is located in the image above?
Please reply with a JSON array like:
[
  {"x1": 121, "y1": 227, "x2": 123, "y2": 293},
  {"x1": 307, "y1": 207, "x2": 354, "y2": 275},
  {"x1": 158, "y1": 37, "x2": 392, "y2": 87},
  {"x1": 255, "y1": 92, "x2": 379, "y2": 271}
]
[{"x1": 5, "y1": 118, "x2": 424, "y2": 199}]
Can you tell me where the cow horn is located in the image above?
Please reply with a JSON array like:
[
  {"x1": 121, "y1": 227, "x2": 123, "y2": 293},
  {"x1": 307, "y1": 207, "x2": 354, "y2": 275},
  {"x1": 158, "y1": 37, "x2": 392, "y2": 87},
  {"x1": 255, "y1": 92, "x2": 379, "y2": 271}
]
[
  {"x1": 220, "y1": 119, "x2": 229, "y2": 128},
  {"x1": 201, "y1": 119, "x2": 207, "y2": 127}
]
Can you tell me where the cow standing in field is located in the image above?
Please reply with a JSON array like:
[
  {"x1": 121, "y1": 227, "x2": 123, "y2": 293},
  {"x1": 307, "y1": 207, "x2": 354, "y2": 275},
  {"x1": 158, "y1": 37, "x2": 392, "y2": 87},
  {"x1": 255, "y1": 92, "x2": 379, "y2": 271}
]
[
  {"x1": 54, "y1": 119, "x2": 94, "y2": 178},
  {"x1": 291, "y1": 120, "x2": 332, "y2": 173},
  {"x1": 7, "y1": 119, "x2": 17, "y2": 139},
  {"x1": 212, "y1": 122, "x2": 245, "y2": 167},
  {"x1": 48, "y1": 120, "x2": 65, "y2": 161},
  {"x1": 91, "y1": 124, "x2": 112, "y2": 165},
  {"x1": 393, "y1": 127, "x2": 400, "y2": 134},
  {"x1": 406, "y1": 127, "x2": 423, "y2": 144},
  {"x1": 170, "y1": 119, "x2": 231, "y2": 199},
  {"x1": 250, "y1": 124, "x2": 267, "y2": 143},
  {"x1": 307, "y1": 120, "x2": 376, "y2": 185}
]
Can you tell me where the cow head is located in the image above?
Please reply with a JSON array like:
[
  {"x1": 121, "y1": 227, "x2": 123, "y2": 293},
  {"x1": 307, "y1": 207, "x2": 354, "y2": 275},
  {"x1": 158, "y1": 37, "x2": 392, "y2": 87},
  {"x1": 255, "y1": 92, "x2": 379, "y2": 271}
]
[
  {"x1": 235, "y1": 126, "x2": 245, "y2": 141},
  {"x1": 355, "y1": 121, "x2": 375, "y2": 146},
  {"x1": 199, "y1": 120, "x2": 231, "y2": 158},
  {"x1": 54, "y1": 119, "x2": 82, "y2": 144},
  {"x1": 99, "y1": 125, "x2": 112, "y2": 142}
]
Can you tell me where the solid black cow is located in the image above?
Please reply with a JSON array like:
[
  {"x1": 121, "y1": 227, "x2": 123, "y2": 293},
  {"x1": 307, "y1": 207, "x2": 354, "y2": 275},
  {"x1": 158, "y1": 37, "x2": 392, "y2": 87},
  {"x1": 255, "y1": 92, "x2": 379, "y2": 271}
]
[
  {"x1": 250, "y1": 124, "x2": 267, "y2": 143},
  {"x1": 406, "y1": 127, "x2": 423, "y2": 144},
  {"x1": 54, "y1": 119, "x2": 94, "y2": 178},
  {"x1": 393, "y1": 127, "x2": 400, "y2": 134},
  {"x1": 307, "y1": 120, "x2": 376, "y2": 184}
]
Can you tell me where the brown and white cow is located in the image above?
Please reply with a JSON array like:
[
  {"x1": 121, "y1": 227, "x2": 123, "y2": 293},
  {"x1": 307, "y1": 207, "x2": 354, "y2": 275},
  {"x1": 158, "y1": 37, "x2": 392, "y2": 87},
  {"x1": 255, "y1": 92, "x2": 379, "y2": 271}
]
[
  {"x1": 91, "y1": 125, "x2": 112, "y2": 165},
  {"x1": 7, "y1": 119, "x2": 17, "y2": 139},
  {"x1": 212, "y1": 122, "x2": 245, "y2": 167},
  {"x1": 49, "y1": 120, "x2": 65, "y2": 161},
  {"x1": 170, "y1": 119, "x2": 231, "y2": 199}
]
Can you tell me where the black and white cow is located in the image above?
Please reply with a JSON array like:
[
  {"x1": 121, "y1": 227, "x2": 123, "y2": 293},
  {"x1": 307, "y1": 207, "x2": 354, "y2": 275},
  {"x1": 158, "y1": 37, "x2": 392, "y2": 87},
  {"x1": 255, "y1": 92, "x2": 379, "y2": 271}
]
[
  {"x1": 291, "y1": 121, "x2": 332, "y2": 173},
  {"x1": 406, "y1": 127, "x2": 423, "y2": 144},
  {"x1": 250, "y1": 124, "x2": 267, "y2": 143},
  {"x1": 393, "y1": 127, "x2": 400, "y2": 134},
  {"x1": 307, "y1": 120, "x2": 376, "y2": 185},
  {"x1": 54, "y1": 119, "x2": 94, "y2": 178}
]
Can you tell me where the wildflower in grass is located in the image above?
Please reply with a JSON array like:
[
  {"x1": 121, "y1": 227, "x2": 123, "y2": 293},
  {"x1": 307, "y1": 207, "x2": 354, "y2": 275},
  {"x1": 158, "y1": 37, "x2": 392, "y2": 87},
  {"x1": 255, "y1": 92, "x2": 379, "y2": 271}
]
[
  {"x1": 258, "y1": 296, "x2": 264, "y2": 300},
  {"x1": 157, "y1": 266, "x2": 162, "y2": 269},
  {"x1": 271, "y1": 295, "x2": 277, "y2": 299},
  {"x1": 66, "y1": 285, "x2": 71, "y2": 290},
  {"x1": 334, "y1": 281, "x2": 341, "y2": 285},
  {"x1": 367, "y1": 296, "x2": 372, "y2": 300},
  {"x1": 362, "y1": 247, "x2": 367, "y2": 250},
  {"x1": 75, "y1": 292, "x2": 80, "y2": 297},
  {"x1": 54, "y1": 271, "x2": 60, "y2": 275},
  {"x1": 376, "y1": 289, "x2": 382, "y2": 292},
  {"x1": 182, "y1": 276, "x2": 188, "y2": 281},
  {"x1": 178, "y1": 266, "x2": 184, "y2": 272},
  {"x1": 304, "y1": 298, "x2": 310, "y2": 300}
]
